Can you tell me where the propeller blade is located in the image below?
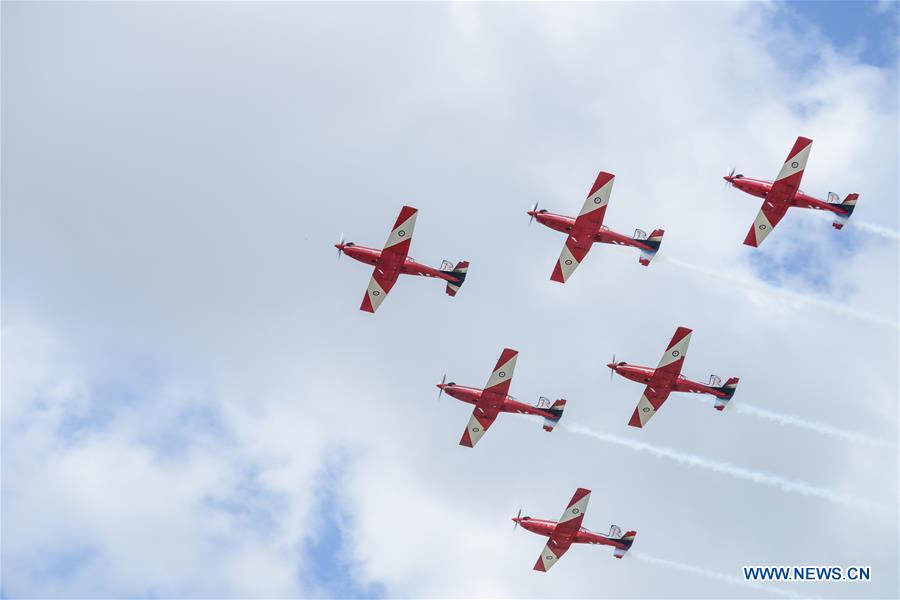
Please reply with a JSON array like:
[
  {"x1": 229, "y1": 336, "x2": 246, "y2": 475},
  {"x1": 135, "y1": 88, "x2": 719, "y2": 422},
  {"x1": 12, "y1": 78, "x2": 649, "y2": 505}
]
[
  {"x1": 336, "y1": 232, "x2": 345, "y2": 259},
  {"x1": 514, "y1": 507, "x2": 522, "y2": 530},
  {"x1": 529, "y1": 202, "x2": 539, "y2": 225},
  {"x1": 438, "y1": 374, "x2": 447, "y2": 400},
  {"x1": 724, "y1": 166, "x2": 736, "y2": 187},
  {"x1": 610, "y1": 354, "x2": 616, "y2": 380}
]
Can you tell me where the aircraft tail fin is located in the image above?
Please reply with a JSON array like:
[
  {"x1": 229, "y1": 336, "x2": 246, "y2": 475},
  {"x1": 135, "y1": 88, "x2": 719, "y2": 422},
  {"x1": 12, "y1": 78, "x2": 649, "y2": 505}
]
[
  {"x1": 442, "y1": 261, "x2": 469, "y2": 296},
  {"x1": 638, "y1": 229, "x2": 664, "y2": 266},
  {"x1": 831, "y1": 193, "x2": 858, "y2": 230},
  {"x1": 542, "y1": 398, "x2": 566, "y2": 432},
  {"x1": 714, "y1": 377, "x2": 740, "y2": 411},
  {"x1": 613, "y1": 530, "x2": 637, "y2": 558}
]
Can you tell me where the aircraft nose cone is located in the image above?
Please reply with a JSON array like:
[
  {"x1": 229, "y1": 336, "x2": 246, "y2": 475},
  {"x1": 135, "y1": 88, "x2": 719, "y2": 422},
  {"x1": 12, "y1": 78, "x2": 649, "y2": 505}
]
[
  {"x1": 527, "y1": 210, "x2": 537, "y2": 217},
  {"x1": 606, "y1": 362, "x2": 616, "y2": 370},
  {"x1": 334, "y1": 243, "x2": 343, "y2": 250},
  {"x1": 436, "y1": 383, "x2": 445, "y2": 390},
  {"x1": 723, "y1": 175, "x2": 733, "y2": 183}
]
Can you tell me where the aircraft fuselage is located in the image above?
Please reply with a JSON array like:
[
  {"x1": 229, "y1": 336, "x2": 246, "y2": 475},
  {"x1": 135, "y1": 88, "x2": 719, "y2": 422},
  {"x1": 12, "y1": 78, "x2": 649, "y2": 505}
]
[
  {"x1": 436, "y1": 383, "x2": 558, "y2": 420},
  {"x1": 607, "y1": 363, "x2": 730, "y2": 398},
  {"x1": 528, "y1": 211, "x2": 656, "y2": 250},
  {"x1": 724, "y1": 176, "x2": 849, "y2": 215},
  {"x1": 512, "y1": 517, "x2": 629, "y2": 549},
  {"x1": 337, "y1": 243, "x2": 457, "y2": 281}
]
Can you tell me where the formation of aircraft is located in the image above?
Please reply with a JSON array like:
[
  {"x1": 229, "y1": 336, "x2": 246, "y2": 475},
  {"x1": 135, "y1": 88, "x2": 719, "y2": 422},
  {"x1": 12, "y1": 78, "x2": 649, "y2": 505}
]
[
  {"x1": 528, "y1": 171, "x2": 664, "y2": 282},
  {"x1": 335, "y1": 205, "x2": 469, "y2": 313},
  {"x1": 513, "y1": 488, "x2": 636, "y2": 571},
  {"x1": 437, "y1": 348, "x2": 567, "y2": 447},
  {"x1": 725, "y1": 136, "x2": 859, "y2": 247},
  {"x1": 608, "y1": 326, "x2": 740, "y2": 428},
  {"x1": 333, "y1": 137, "x2": 858, "y2": 572}
]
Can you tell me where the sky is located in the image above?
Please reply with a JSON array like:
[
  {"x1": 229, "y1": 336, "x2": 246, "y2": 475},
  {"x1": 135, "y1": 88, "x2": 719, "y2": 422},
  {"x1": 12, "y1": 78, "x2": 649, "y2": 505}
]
[{"x1": 2, "y1": 2, "x2": 898, "y2": 599}]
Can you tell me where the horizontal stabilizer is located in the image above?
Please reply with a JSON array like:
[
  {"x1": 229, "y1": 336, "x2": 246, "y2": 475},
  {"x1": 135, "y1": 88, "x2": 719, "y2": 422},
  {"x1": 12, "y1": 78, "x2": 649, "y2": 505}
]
[
  {"x1": 443, "y1": 261, "x2": 469, "y2": 296},
  {"x1": 714, "y1": 377, "x2": 740, "y2": 411},
  {"x1": 613, "y1": 530, "x2": 637, "y2": 559},
  {"x1": 832, "y1": 193, "x2": 858, "y2": 230},
  {"x1": 638, "y1": 229, "x2": 664, "y2": 266},
  {"x1": 542, "y1": 399, "x2": 567, "y2": 432}
]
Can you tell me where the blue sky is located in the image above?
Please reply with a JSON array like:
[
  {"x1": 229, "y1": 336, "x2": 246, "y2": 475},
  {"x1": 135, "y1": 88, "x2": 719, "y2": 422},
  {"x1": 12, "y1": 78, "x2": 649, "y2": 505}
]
[{"x1": 787, "y1": 1, "x2": 899, "y2": 67}]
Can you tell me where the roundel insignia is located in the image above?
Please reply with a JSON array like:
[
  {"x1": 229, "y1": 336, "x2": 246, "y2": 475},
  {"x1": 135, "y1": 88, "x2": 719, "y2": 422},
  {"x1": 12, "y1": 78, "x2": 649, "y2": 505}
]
[
  {"x1": 472, "y1": 427, "x2": 480, "y2": 432},
  {"x1": 572, "y1": 508, "x2": 580, "y2": 514},
  {"x1": 372, "y1": 290, "x2": 381, "y2": 296},
  {"x1": 791, "y1": 161, "x2": 799, "y2": 168},
  {"x1": 546, "y1": 555, "x2": 553, "y2": 560},
  {"x1": 398, "y1": 230, "x2": 406, "y2": 237},
  {"x1": 672, "y1": 350, "x2": 680, "y2": 357},
  {"x1": 593, "y1": 197, "x2": 602, "y2": 204},
  {"x1": 499, "y1": 371, "x2": 506, "y2": 377},
  {"x1": 759, "y1": 224, "x2": 767, "y2": 230},
  {"x1": 642, "y1": 407, "x2": 650, "y2": 413},
  {"x1": 565, "y1": 259, "x2": 573, "y2": 265}
]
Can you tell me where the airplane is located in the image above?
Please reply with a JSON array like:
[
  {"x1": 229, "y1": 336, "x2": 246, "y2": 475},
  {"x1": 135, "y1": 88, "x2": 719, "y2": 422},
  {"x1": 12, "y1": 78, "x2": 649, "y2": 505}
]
[
  {"x1": 725, "y1": 136, "x2": 859, "y2": 247},
  {"x1": 528, "y1": 170, "x2": 665, "y2": 283},
  {"x1": 437, "y1": 348, "x2": 567, "y2": 448},
  {"x1": 513, "y1": 487, "x2": 636, "y2": 572},
  {"x1": 335, "y1": 205, "x2": 469, "y2": 313},
  {"x1": 608, "y1": 326, "x2": 740, "y2": 428}
]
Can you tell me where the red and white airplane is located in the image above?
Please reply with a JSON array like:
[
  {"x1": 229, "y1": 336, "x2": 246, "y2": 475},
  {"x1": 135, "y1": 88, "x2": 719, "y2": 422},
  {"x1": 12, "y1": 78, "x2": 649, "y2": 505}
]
[
  {"x1": 725, "y1": 136, "x2": 859, "y2": 247},
  {"x1": 528, "y1": 171, "x2": 664, "y2": 282},
  {"x1": 335, "y1": 206, "x2": 469, "y2": 313},
  {"x1": 513, "y1": 488, "x2": 636, "y2": 572},
  {"x1": 437, "y1": 348, "x2": 567, "y2": 448},
  {"x1": 608, "y1": 327, "x2": 740, "y2": 428}
]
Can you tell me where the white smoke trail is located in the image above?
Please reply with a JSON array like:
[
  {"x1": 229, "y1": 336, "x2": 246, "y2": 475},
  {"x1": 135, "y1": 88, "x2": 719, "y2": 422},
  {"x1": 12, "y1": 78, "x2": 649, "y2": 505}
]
[
  {"x1": 631, "y1": 551, "x2": 804, "y2": 599},
  {"x1": 681, "y1": 395, "x2": 896, "y2": 449},
  {"x1": 655, "y1": 254, "x2": 898, "y2": 329},
  {"x1": 562, "y1": 423, "x2": 886, "y2": 510},
  {"x1": 734, "y1": 403, "x2": 897, "y2": 449},
  {"x1": 851, "y1": 221, "x2": 900, "y2": 241}
]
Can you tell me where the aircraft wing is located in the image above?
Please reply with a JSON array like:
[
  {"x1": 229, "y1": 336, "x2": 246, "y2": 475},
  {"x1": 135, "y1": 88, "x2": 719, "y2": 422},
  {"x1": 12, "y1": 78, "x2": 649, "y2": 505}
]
[
  {"x1": 459, "y1": 348, "x2": 518, "y2": 447},
  {"x1": 360, "y1": 206, "x2": 417, "y2": 312},
  {"x1": 360, "y1": 267, "x2": 401, "y2": 313},
  {"x1": 628, "y1": 327, "x2": 692, "y2": 428},
  {"x1": 550, "y1": 172, "x2": 614, "y2": 283},
  {"x1": 534, "y1": 488, "x2": 591, "y2": 572},
  {"x1": 628, "y1": 383, "x2": 674, "y2": 428},
  {"x1": 744, "y1": 137, "x2": 812, "y2": 247},
  {"x1": 459, "y1": 405, "x2": 500, "y2": 448}
]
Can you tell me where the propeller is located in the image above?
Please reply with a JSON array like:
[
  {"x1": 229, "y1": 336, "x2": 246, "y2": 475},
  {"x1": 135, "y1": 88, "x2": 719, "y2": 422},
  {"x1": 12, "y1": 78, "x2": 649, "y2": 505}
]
[
  {"x1": 610, "y1": 354, "x2": 616, "y2": 380},
  {"x1": 514, "y1": 507, "x2": 522, "y2": 530},
  {"x1": 438, "y1": 373, "x2": 447, "y2": 400},
  {"x1": 528, "y1": 202, "x2": 539, "y2": 225},
  {"x1": 336, "y1": 232, "x2": 345, "y2": 259},
  {"x1": 724, "y1": 166, "x2": 736, "y2": 187}
]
